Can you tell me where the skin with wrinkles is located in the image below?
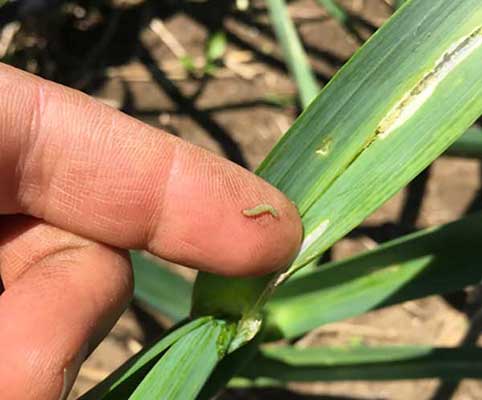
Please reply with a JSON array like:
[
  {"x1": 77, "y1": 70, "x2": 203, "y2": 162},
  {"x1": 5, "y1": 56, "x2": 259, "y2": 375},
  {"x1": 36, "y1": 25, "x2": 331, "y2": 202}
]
[{"x1": 0, "y1": 63, "x2": 302, "y2": 399}]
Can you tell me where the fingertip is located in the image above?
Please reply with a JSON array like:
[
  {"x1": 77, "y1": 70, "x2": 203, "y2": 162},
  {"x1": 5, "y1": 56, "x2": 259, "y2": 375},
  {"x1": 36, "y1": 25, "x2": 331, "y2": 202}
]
[
  {"x1": 148, "y1": 150, "x2": 303, "y2": 277},
  {"x1": 228, "y1": 186, "x2": 303, "y2": 277}
]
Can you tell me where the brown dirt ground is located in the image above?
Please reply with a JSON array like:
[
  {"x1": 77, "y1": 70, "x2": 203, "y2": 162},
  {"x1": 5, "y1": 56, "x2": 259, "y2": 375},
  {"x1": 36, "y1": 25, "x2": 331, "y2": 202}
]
[{"x1": 9, "y1": 0, "x2": 477, "y2": 398}]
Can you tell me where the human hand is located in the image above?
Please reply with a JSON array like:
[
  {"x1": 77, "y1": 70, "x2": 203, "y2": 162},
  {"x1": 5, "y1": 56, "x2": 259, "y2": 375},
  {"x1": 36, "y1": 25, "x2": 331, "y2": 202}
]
[{"x1": 0, "y1": 63, "x2": 302, "y2": 399}]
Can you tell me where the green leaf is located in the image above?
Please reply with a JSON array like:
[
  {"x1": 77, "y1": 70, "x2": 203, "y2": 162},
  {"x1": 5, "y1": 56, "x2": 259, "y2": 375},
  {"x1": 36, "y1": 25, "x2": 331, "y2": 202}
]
[
  {"x1": 180, "y1": 55, "x2": 196, "y2": 73},
  {"x1": 445, "y1": 125, "x2": 482, "y2": 158},
  {"x1": 205, "y1": 31, "x2": 227, "y2": 62},
  {"x1": 131, "y1": 252, "x2": 192, "y2": 322},
  {"x1": 261, "y1": 344, "x2": 434, "y2": 366},
  {"x1": 266, "y1": 213, "x2": 482, "y2": 339},
  {"x1": 237, "y1": 345, "x2": 482, "y2": 382},
  {"x1": 129, "y1": 319, "x2": 235, "y2": 400},
  {"x1": 266, "y1": 0, "x2": 320, "y2": 107},
  {"x1": 79, "y1": 318, "x2": 211, "y2": 400},
  {"x1": 258, "y1": 0, "x2": 482, "y2": 272}
]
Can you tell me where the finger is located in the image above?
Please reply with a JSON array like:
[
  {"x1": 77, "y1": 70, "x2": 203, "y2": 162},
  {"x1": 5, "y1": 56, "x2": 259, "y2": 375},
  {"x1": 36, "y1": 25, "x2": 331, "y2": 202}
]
[
  {"x1": 0, "y1": 63, "x2": 302, "y2": 276},
  {"x1": 0, "y1": 215, "x2": 133, "y2": 400}
]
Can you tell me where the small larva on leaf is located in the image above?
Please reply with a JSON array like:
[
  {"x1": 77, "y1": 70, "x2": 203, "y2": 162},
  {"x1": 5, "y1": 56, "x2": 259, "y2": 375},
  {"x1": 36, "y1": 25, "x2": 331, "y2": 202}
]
[{"x1": 242, "y1": 204, "x2": 279, "y2": 218}]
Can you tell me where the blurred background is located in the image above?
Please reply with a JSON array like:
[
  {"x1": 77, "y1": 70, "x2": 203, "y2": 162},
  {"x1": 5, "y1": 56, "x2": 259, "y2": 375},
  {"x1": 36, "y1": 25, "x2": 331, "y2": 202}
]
[{"x1": 1, "y1": 0, "x2": 482, "y2": 399}]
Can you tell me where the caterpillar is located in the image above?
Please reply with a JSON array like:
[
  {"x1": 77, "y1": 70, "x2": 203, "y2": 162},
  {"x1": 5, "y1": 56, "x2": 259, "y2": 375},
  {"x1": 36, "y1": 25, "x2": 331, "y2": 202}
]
[{"x1": 242, "y1": 204, "x2": 279, "y2": 218}]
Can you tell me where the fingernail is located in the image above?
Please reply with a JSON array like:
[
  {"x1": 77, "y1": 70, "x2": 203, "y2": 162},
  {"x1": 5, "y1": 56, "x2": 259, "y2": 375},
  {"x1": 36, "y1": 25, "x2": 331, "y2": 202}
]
[{"x1": 59, "y1": 343, "x2": 89, "y2": 400}]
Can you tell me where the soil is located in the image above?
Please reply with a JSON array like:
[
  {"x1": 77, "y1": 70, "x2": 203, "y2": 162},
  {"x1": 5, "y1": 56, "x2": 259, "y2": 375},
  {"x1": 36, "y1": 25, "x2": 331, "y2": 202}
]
[{"x1": 4, "y1": 0, "x2": 480, "y2": 399}]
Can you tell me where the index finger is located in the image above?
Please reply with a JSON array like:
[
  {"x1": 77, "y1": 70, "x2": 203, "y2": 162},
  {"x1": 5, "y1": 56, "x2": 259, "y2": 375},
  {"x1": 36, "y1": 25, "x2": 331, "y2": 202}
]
[{"x1": 0, "y1": 63, "x2": 302, "y2": 276}]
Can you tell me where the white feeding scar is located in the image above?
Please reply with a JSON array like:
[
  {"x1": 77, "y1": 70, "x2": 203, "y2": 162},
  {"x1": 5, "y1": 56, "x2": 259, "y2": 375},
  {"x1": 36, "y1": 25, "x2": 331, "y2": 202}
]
[
  {"x1": 377, "y1": 27, "x2": 482, "y2": 139},
  {"x1": 299, "y1": 219, "x2": 330, "y2": 257}
]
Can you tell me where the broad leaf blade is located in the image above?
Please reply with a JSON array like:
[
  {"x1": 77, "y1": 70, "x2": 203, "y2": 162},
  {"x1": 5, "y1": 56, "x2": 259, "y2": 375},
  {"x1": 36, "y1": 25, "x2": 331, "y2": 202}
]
[
  {"x1": 266, "y1": 213, "x2": 482, "y2": 339},
  {"x1": 296, "y1": 40, "x2": 482, "y2": 269},
  {"x1": 237, "y1": 345, "x2": 482, "y2": 382},
  {"x1": 131, "y1": 252, "x2": 192, "y2": 322},
  {"x1": 256, "y1": 0, "x2": 482, "y2": 271},
  {"x1": 129, "y1": 319, "x2": 234, "y2": 400},
  {"x1": 79, "y1": 318, "x2": 211, "y2": 400},
  {"x1": 259, "y1": 0, "x2": 481, "y2": 200}
]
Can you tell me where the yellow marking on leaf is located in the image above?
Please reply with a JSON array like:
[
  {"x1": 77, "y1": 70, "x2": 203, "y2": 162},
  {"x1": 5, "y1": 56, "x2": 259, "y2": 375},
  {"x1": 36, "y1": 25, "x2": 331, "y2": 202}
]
[{"x1": 315, "y1": 138, "x2": 333, "y2": 157}]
